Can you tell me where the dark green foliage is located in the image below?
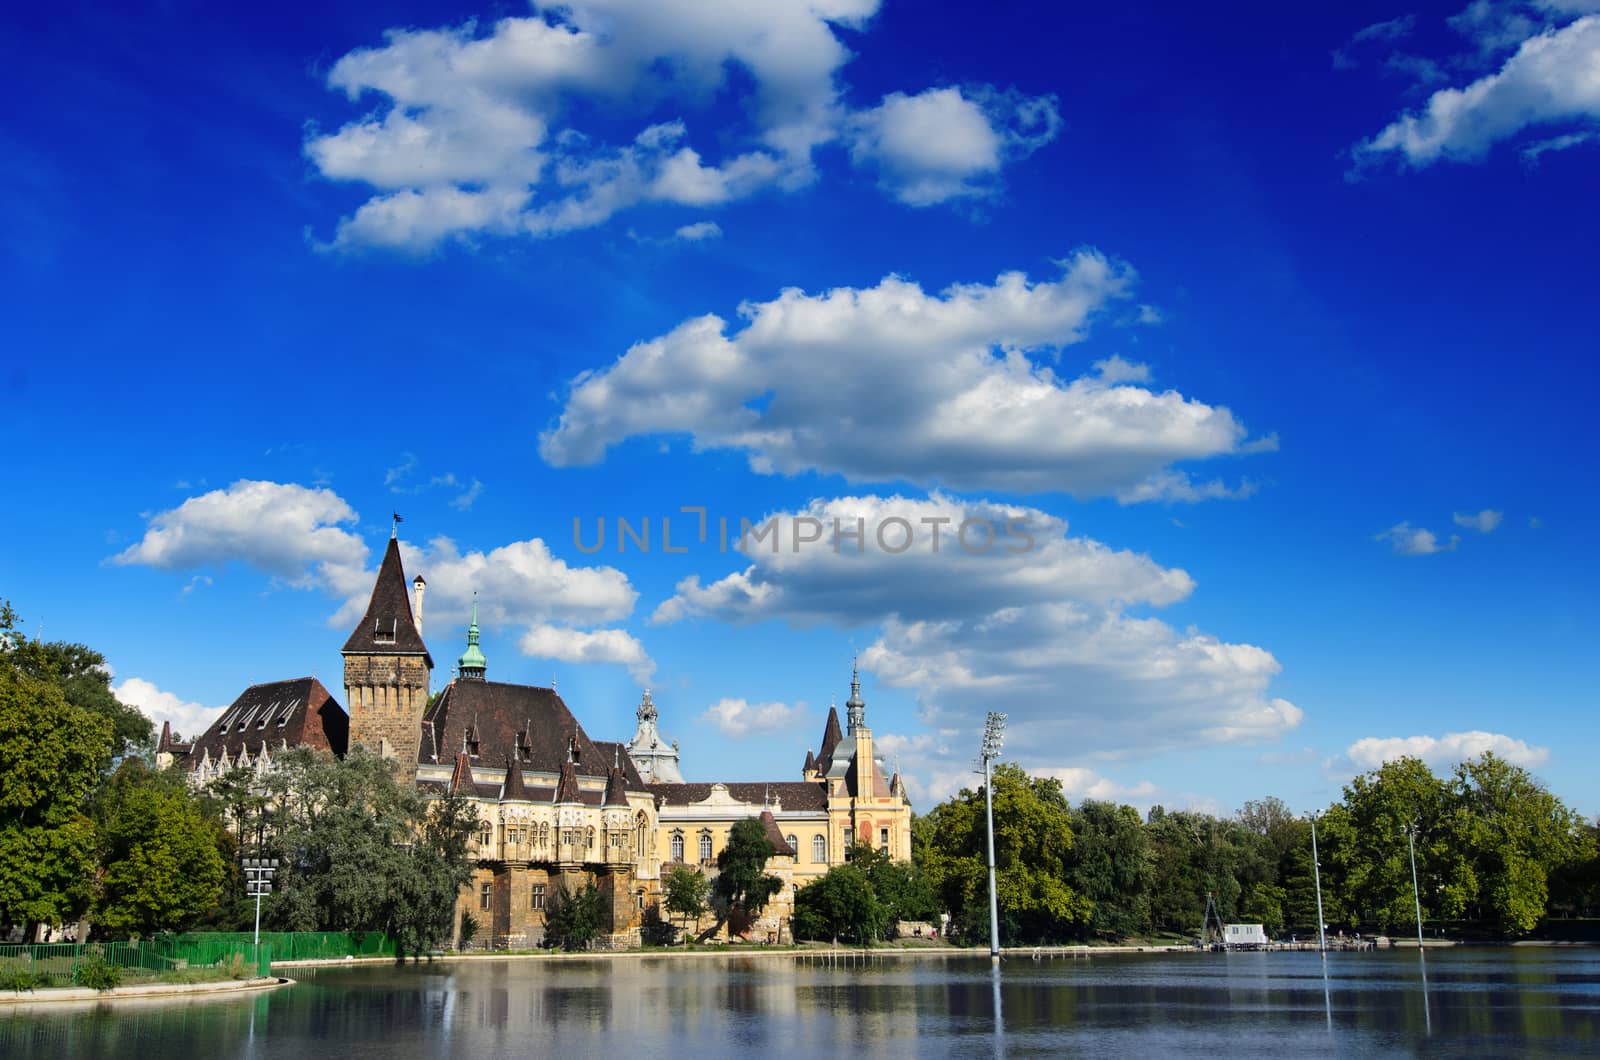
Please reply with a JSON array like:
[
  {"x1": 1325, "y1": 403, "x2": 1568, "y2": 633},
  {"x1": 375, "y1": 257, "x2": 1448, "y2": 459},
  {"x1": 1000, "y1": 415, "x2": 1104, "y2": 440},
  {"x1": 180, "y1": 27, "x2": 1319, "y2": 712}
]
[
  {"x1": 6, "y1": 641, "x2": 153, "y2": 761},
  {"x1": 458, "y1": 912, "x2": 479, "y2": 948},
  {"x1": 543, "y1": 883, "x2": 606, "y2": 951},
  {"x1": 663, "y1": 864, "x2": 711, "y2": 940},
  {"x1": 843, "y1": 842, "x2": 938, "y2": 932},
  {"x1": 1065, "y1": 800, "x2": 1154, "y2": 939},
  {"x1": 259, "y1": 747, "x2": 478, "y2": 956},
  {"x1": 93, "y1": 760, "x2": 227, "y2": 935},
  {"x1": 73, "y1": 953, "x2": 121, "y2": 991},
  {"x1": 0, "y1": 604, "x2": 115, "y2": 936},
  {"x1": 914, "y1": 764, "x2": 1088, "y2": 944},
  {"x1": 714, "y1": 818, "x2": 783, "y2": 919},
  {"x1": 0, "y1": 965, "x2": 45, "y2": 992},
  {"x1": 792, "y1": 863, "x2": 886, "y2": 944}
]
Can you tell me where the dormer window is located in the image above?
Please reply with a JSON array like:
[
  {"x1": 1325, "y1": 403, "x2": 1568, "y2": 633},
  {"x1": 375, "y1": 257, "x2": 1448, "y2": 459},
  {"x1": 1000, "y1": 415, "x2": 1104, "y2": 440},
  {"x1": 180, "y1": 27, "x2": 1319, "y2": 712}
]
[
  {"x1": 373, "y1": 618, "x2": 397, "y2": 644},
  {"x1": 463, "y1": 727, "x2": 480, "y2": 757},
  {"x1": 515, "y1": 731, "x2": 531, "y2": 761}
]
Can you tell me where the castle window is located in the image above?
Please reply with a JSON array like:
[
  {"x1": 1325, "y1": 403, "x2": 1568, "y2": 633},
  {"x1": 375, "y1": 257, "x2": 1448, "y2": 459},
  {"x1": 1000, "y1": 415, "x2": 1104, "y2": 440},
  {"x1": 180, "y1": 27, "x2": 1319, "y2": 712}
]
[
  {"x1": 698, "y1": 831, "x2": 713, "y2": 862},
  {"x1": 585, "y1": 826, "x2": 595, "y2": 850},
  {"x1": 880, "y1": 827, "x2": 889, "y2": 851},
  {"x1": 478, "y1": 822, "x2": 492, "y2": 848},
  {"x1": 531, "y1": 884, "x2": 546, "y2": 911},
  {"x1": 812, "y1": 835, "x2": 827, "y2": 863},
  {"x1": 479, "y1": 883, "x2": 492, "y2": 911},
  {"x1": 787, "y1": 835, "x2": 797, "y2": 856},
  {"x1": 671, "y1": 833, "x2": 684, "y2": 862}
]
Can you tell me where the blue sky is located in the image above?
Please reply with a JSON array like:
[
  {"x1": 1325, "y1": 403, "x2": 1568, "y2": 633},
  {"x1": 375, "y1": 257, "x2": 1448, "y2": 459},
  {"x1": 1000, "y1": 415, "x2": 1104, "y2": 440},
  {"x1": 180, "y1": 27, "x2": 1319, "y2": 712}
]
[{"x1": 2, "y1": 0, "x2": 1596, "y2": 816}]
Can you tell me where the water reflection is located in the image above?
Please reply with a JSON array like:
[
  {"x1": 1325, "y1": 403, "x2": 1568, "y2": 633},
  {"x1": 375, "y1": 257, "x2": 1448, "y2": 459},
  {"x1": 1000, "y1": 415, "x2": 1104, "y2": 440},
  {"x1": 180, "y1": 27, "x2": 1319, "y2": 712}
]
[{"x1": 3, "y1": 949, "x2": 1599, "y2": 1057}]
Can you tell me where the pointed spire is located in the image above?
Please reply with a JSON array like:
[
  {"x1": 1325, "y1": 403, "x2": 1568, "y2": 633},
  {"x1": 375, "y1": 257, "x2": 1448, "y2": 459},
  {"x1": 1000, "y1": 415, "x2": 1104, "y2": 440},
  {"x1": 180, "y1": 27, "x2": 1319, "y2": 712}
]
[
  {"x1": 604, "y1": 764, "x2": 629, "y2": 806},
  {"x1": 342, "y1": 536, "x2": 432, "y2": 665},
  {"x1": 450, "y1": 752, "x2": 476, "y2": 794},
  {"x1": 846, "y1": 657, "x2": 866, "y2": 734},
  {"x1": 457, "y1": 591, "x2": 487, "y2": 680},
  {"x1": 803, "y1": 748, "x2": 816, "y2": 774},
  {"x1": 554, "y1": 759, "x2": 582, "y2": 804},
  {"x1": 502, "y1": 754, "x2": 530, "y2": 801},
  {"x1": 157, "y1": 720, "x2": 172, "y2": 754},
  {"x1": 818, "y1": 703, "x2": 844, "y2": 767}
]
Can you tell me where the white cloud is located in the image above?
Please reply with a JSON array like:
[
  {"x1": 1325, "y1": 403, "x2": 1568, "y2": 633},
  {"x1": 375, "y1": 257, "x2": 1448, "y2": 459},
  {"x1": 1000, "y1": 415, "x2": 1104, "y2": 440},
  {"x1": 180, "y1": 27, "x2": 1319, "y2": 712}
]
[
  {"x1": 1343, "y1": 730, "x2": 1550, "y2": 771},
  {"x1": 1520, "y1": 129, "x2": 1599, "y2": 161},
  {"x1": 1031, "y1": 766, "x2": 1160, "y2": 804},
  {"x1": 653, "y1": 492, "x2": 1298, "y2": 764},
  {"x1": 112, "y1": 677, "x2": 222, "y2": 743},
  {"x1": 1453, "y1": 508, "x2": 1504, "y2": 533},
  {"x1": 115, "y1": 480, "x2": 644, "y2": 681},
  {"x1": 846, "y1": 86, "x2": 1059, "y2": 205},
  {"x1": 306, "y1": 1, "x2": 1057, "y2": 251},
  {"x1": 112, "y1": 480, "x2": 368, "y2": 590},
  {"x1": 653, "y1": 493, "x2": 1195, "y2": 626},
  {"x1": 517, "y1": 624, "x2": 655, "y2": 684},
  {"x1": 541, "y1": 253, "x2": 1269, "y2": 497},
  {"x1": 699, "y1": 697, "x2": 808, "y2": 739},
  {"x1": 1353, "y1": 14, "x2": 1600, "y2": 169},
  {"x1": 674, "y1": 220, "x2": 723, "y2": 241},
  {"x1": 1375, "y1": 521, "x2": 1460, "y2": 555}
]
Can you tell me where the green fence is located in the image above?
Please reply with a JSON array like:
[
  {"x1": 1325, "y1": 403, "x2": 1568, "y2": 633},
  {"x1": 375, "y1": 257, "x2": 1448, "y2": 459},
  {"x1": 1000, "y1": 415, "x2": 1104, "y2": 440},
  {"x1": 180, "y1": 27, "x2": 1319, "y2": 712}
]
[
  {"x1": 160, "y1": 931, "x2": 395, "y2": 962},
  {"x1": 0, "y1": 940, "x2": 271, "y2": 989}
]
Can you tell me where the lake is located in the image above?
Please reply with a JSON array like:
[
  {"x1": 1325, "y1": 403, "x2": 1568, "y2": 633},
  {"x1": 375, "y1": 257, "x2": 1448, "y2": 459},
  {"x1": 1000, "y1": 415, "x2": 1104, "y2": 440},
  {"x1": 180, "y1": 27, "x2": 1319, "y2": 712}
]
[{"x1": 4, "y1": 947, "x2": 1598, "y2": 1057}]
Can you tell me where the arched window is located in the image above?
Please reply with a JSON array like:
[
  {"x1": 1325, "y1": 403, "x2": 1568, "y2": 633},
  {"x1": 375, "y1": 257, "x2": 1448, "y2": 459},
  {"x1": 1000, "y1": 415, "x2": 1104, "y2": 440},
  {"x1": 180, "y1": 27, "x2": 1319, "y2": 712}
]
[
  {"x1": 698, "y1": 830, "x2": 713, "y2": 862},
  {"x1": 478, "y1": 822, "x2": 493, "y2": 849},
  {"x1": 585, "y1": 826, "x2": 595, "y2": 850},
  {"x1": 671, "y1": 832, "x2": 685, "y2": 862},
  {"x1": 812, "y1": 834, "x2": 827, "y2": 863}
]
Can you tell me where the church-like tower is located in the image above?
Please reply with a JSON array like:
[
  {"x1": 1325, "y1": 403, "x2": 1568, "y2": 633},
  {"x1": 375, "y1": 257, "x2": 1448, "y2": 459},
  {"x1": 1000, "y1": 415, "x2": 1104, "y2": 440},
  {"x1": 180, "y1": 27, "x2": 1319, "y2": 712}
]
[
  {"x1": 625, "y1": 689, "x2": 684, "y2": 783},
  {"x1": 458, "y1": 593, "x2": 487, "y2": 681},
  {"x1": 343, "y1": 529, "x2": 432, "y2": 783}
]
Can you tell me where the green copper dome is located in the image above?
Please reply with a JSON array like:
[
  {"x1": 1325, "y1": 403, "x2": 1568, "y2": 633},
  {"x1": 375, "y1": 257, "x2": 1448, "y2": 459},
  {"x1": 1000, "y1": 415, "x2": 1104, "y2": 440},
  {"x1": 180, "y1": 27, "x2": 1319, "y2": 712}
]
[{"x1": 458, "y1": 594, "x2": 487, "y2": 679}]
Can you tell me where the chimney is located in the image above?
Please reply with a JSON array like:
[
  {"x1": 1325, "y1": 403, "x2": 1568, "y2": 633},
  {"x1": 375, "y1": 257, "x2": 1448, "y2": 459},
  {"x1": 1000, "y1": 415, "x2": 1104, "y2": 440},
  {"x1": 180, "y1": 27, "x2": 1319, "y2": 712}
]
[{"x1": 412, "y1": 574, "x2": 426, "y2": 637}]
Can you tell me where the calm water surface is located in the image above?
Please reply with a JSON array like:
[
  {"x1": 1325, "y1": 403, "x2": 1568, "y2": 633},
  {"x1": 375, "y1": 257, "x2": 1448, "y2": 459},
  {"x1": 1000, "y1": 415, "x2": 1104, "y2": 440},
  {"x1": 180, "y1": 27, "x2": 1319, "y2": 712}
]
[{"x1": 5, "y1": 948, "x2": 1599, "y2": 1057}]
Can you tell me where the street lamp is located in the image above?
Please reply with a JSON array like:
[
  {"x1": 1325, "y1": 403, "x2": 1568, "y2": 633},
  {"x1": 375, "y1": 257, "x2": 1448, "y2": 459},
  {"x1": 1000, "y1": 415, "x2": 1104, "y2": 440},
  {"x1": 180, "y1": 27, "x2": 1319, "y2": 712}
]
[
  {"x1": 979, "y1": 712, "x2": 1006, "y2": 965},
  {"x1": 243, "y1": 857, "x2": 279, "y2": 946}
]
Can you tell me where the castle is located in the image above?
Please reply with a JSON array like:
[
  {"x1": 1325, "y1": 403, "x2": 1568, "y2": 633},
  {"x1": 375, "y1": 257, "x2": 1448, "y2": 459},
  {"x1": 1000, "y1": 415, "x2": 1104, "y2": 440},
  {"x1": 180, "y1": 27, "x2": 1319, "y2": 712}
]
[{"x1": 157, "y1": 529, "x2": 913, "y2": 945}]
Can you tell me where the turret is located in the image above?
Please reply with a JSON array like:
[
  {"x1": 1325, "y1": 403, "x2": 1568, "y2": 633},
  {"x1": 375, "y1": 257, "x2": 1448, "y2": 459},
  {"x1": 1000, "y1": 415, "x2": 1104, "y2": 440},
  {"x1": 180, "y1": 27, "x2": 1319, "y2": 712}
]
[
  {"x1": 342, "y1": 529, "x2": 432, "y2": 784},
  {"x1": 458, "y1": 593, "x2": 488, "y2": 681}
]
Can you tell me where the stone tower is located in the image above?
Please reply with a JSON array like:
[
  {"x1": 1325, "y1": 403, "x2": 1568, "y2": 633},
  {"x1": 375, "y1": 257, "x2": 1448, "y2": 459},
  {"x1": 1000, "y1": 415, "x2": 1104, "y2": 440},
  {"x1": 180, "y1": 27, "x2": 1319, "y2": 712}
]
[{"x1": 343, "y1": 530, "x2": 433, "y2": 783}]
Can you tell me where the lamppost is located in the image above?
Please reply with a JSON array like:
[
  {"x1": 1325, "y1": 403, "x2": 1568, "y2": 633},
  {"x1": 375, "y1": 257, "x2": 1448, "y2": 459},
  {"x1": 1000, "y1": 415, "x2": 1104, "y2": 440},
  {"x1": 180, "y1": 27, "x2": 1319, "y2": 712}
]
[
  {"x1": 980, "y1": 712, "x2": 1006, "y2": 965},
  {"x1": 243, "y1": 857, "x2": 279, "y2": 946}
]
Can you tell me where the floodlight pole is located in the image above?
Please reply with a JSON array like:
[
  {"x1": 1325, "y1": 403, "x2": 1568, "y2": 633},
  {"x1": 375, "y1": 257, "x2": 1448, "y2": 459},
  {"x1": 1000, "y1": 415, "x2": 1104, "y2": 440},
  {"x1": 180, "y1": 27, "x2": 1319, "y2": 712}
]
[
  {"x1": 981, "y1": 712, "x2": 1006, "y2": 966},
  {"x1": 1309, "y1": 814, "x2": 1327, "y2": 954},
  {"x1": 1406, "y1": 823, "x2": 1425, "y2": 950}
]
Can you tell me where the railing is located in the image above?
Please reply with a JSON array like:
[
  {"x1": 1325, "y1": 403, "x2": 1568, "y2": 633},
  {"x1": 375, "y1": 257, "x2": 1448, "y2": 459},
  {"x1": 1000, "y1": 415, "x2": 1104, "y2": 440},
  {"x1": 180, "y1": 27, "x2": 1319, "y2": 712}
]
[
  {"x1": 160, "y1": 931, "x2": 394, "y2": 962},
  {"x1": 0, "y1": 940, "x2": 272, "y2": 987}
]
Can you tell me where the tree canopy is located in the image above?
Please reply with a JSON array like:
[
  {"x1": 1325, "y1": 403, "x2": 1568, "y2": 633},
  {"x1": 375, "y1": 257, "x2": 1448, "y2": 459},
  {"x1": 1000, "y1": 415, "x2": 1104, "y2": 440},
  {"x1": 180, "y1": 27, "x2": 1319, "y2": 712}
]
[{"x1": 714, "y1": 818, "x2": 783, "y2": 921}]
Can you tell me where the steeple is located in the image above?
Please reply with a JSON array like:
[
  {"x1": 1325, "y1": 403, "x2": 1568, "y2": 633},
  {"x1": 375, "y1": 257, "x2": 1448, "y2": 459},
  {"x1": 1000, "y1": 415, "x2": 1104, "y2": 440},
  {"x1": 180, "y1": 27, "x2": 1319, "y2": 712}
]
[
  {"x1": 342, "y1": 535, "x2": 432, "y2": 784},
  {"x1": 846, "y1": 658, "x2": 866, "y2": 734},
  {"x1": 458, "y1": 593, "x2": 487, "y2": 681}
]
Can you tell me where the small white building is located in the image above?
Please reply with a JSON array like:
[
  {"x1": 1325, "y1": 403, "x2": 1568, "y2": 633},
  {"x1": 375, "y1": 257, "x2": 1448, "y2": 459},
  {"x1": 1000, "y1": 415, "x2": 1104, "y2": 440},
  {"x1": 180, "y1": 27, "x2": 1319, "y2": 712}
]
[{"x1": 1224, "y1": 923, "x2": 1269, "y2": 948}]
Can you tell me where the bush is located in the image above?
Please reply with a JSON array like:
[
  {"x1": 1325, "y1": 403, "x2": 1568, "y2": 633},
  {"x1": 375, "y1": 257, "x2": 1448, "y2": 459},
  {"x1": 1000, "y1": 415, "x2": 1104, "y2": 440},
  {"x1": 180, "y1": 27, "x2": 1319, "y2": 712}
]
[
  {"x1": 1, "y1": 965, "x2": 45, "y2": 992},
  {"x1": 73, "y1": 955, "x2": 122, "y2": 992},
  {"x1": 459, "y1": 912, "x2": 479, "y2": 949}
]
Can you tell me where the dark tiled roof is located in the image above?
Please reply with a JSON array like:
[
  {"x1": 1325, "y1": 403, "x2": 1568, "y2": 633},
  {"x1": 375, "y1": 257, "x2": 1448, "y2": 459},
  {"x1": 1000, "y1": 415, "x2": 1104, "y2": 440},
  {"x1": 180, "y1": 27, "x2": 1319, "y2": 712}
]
[
  {"x1": 157, "y1": 720, "x2": 193, "y2": 756},
  {"x1": 422, "y1": 679, "x2": 613, "y2": 779},
  {"x1": 646, "y1": 781, "x2": 828, "y2": 813},
  {"x1": 183, "y1": 677, "x2": 346, "y2": 768},
  {"x1": 759, "y1": 811, "x2": 796, "y2": 857},
  {"x1": 342, "y1": 538, "x2": 432, "y2": 664},
  {"x1": 802, "y1": 748, "x2": 816, "y2": 773},
  {"x1": 592, "y1": 741, "x2": 646, "y2": 786}
]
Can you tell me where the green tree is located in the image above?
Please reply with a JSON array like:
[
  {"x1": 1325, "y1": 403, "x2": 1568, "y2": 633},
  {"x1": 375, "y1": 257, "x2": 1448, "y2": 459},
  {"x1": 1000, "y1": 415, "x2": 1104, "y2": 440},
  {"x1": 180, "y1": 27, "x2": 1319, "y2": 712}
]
[
  {"x1": 663, "y1": 864, "x2": 711, "y2": 942},
  {"x1": 259, "y1": 747, "x2": 477, "y2": 955},
  {"x1": 714, "y1": 818, "x2": 783, "y2": 923},
  {"x1": 1445, "y1": 753, "x2": 1590, "y2": 935},
  {"x1": 94, "y1": 760, "x2": 226, "y2": 935},
  {"x1": 0, "y1": 622, "x2": 114, "y2": 937},
  {"x1": 792, "y1": 863, "x2": 887, "y2": 945},
  {"x1": 915, "y1": 764, "x2": 1089, "y2": 944},
  {"x1": 842, "y1": 841, "x2": 937, "y2": 935},
  {"x1": 1318, "y1": 756, "x2": 1471, "y2": 931},
  {"x1": 1144, "y1": 808, "x2": 1276, "y2": 935},
  {"x1": 1065, "y1": 800, "x2": 1154, "y2": 939},
  {"x1": 543, "y1": 882, "x2": 606, "y2": 951},
  {"x1": 1, "y1": 608, "x2": 151, "y2": 761}
]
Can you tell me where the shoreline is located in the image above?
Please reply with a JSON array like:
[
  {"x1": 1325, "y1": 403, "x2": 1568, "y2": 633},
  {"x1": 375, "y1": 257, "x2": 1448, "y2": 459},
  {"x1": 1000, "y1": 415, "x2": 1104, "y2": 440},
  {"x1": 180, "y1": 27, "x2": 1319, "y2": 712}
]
[{"x1": 0, "y1": 975, "x2": 292, "y2": 1008}]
